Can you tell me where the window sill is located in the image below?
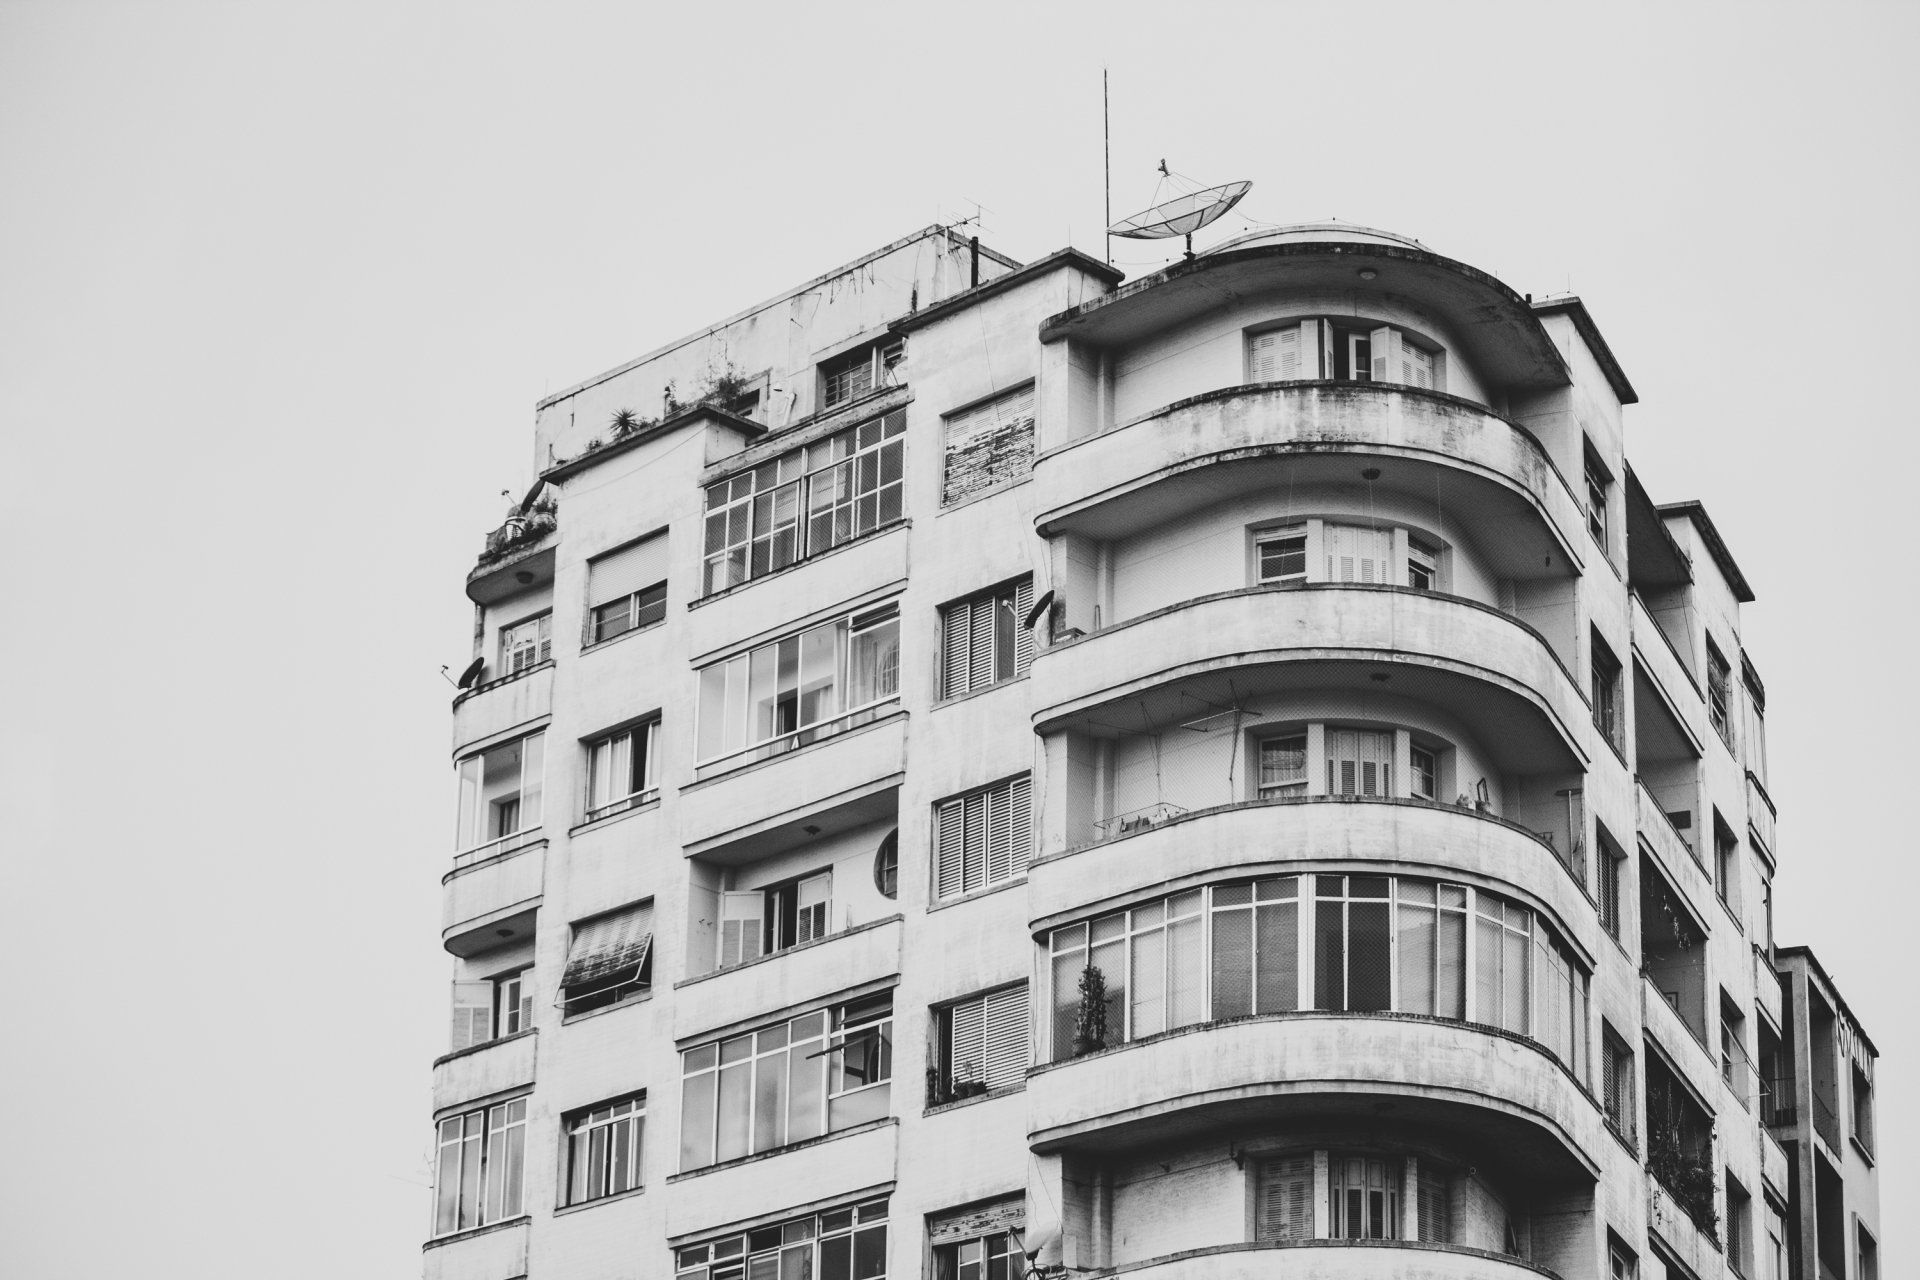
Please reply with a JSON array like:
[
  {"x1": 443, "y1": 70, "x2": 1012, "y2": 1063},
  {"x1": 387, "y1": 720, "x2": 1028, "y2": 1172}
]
[
  {"x1": 674, "y1": 914, "x2": 905, "y2": 990},
  {"x1": 554, "y1": 1183, "x2": 646, "y2": 1217},
  {"x1": 578, "y1": 615, "x2": 666, "y2": 657},
  {"x1": 559, "y1": 990, "x2": 653, "y2": 1027},
  {"x1": 1603, "y1": 1116, "x2": 1639, "y2": 1157},
  {"x1": 433, "y1": 1026, "x2": 537, "y2": 1069},
  {"x1": 1850, "y1": 1133, "x2": 1876, "y2": 1167},
  {"x1": 939, "y1": 474, "x2": 1032, "y2": 515},
  {"x1": 1716, "y1": 893, "x2": 1744, "y2": 935},
  {"x1": 926, "y1": 874, "x2": 1027, "y2": 914},
  {"x1": 689, "y1": 518, "x2": 911, "y2": 609},
  {"x1": 686, "y1": 707, "x2": 908, "y2": 789},
  {"x1": 569, "y1": 794, "x2": 661, "y2": 837},
  {"x1": 933, "y1": 673, "x2": 1029, "y2": 710},
  {"x1": 422, "y1": 1215, "x2": 531, "y2": 1251},
  {"x1": 924, "y1": 1082, "x2": 1024, "y2": 1116},
  {"x1": 666, "y1": 1116, "x2": 897, "y2": 1183}
]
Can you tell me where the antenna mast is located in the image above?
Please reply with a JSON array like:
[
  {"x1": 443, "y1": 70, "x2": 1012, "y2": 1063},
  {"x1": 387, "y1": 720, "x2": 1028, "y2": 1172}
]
[{"x1": 1103, "y1": 70, "x2": 1111, "y2": 267}]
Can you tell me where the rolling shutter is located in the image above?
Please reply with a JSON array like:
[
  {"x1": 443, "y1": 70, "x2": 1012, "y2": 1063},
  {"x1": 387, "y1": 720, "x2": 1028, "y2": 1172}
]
[
  {"x1": 718, "y1": 892, "x2": 764, "y2": 968},
  {"x1": 562, "y1": 903, "x2": 653, "y2": 1002},
  {"x1": 451, "y1": 981, "x2": 493, "y2": 1051},
  {"x1": 587, "y1": 533, "x2": 667, "y2": 609},
  {"x1": 1255, "y1": 1156, "x2": 1314, "y2": 1240}
]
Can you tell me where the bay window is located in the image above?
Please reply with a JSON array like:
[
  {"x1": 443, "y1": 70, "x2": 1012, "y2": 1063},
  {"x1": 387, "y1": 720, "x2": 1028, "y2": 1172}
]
[
  {"x1": 1046, "y1": 873, "x2": 1588, "y2": 1074},
  {"x1": 1253, "y1": 518, "x2": 1448, "y2": 590},
  {"x1": 696, "y1": 603, "x2": 900, "y2": 770},
  {"x1": 454, "y1": 732, "x2": 544, "y2": 857},
  {"x1": 678, "y1": 993, "x2": 892, "y2": 1171}
]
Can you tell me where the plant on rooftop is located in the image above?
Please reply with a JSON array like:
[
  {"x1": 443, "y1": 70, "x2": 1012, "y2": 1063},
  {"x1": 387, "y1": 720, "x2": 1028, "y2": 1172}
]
[{"x1": 476, "y1": 494, "x2": 558, "y2": 567}]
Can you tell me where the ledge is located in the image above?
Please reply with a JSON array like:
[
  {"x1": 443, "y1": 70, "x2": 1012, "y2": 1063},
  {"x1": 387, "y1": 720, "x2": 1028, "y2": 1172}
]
[
  {"x1": 568, "y1": 795, "x2": 661, "y2": 838},
  {"x1": 688, "y1": 518, "x2": 910, "y2": 611},
  {"x1": 453, "y1": 658, "x2": 554, "y2": 710},
  {"x1": 1101, "y1": 1237, "x2": 1563, "y2": 1280},
  {"x1": 927, "y1": 873, "x2": 1029, "y2": 915},
  {"x1": 422, "y1": 1215, "x2": 530, "y2": 1252},
  {"x1": 674, "y1": 915, "x2": 904, "y2": 989},
  {"x1": 666, "y1": 1116, "x2": 897, "y2": 1184},
  {"x1": 432, "y1": 1027, "x2": 536, "y2": 1070},
  {"x1": 925, "y1": 1083, "x2": 1024, "y2": 1116},
  {"x1": 553, "y1": 1183, "x2": 646, "y2": 1218}
]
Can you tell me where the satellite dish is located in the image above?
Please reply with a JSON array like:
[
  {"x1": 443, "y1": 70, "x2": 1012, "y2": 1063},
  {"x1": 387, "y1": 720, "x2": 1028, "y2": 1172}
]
[
  {"x1": 1023, "y1": 590, "x2": 1055, "y2": 631},
  {"x1": 516, "y1": 481, "x2": 547, "y2": 516},
  {"x1": 1108, "y1": 179, "x2": 1253, "y2": 259},
  {"x1": 456, "y1": 657, "x2": 485, "y2": 690}
]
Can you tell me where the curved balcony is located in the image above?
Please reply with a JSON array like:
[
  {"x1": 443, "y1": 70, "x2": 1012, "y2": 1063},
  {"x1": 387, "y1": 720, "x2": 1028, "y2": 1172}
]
[
  {"x1": 1028, "y1": 1015, "x2": 1602, "y2": 1183},
  {"x1": 1033, "y1": 383, "x2": 1583, "y2": 577},
  {"x1": 1106, "y1": 1240, "x2": 1561, "y2": 1280},
  {"x1": 443, "y1": 836, "x2": 545, "y2": 957},
  {"x1": 1028, "y1": 798, "x2": 1597, "y2": 958},
  {"x1": 1032, "y1": 585, "x2": 1588, "y2": 775},
  {"x1": 432, "y1": 1029, "x2": 536, "y2": 1113},
  {"x1": 451, "y1": 660, "x2": 552, "y2": 758}
]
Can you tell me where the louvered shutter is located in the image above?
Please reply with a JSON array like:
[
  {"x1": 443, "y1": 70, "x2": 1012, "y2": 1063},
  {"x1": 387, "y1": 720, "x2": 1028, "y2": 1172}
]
[
  {"x1": 1255, "y1": 1156, "x2": 1314, "y2": 1240},
  {"x1": 587, "y1": 534, "x2": 668, "y2": 609},
  {"x1": 985, "y1": 785, "x2": 1014, "y2": 884},
  {"x1": 1249, "y1": 330, "x2": 1278, "y2": 381},
  {"x1": 562, "y1": 904, "x2": 653, "y2": 1002},
  {"x1": 1007, "y1": 775, "x2": 1031, "y2": 872},
  {"x1": 941, "y1": 601, "x2": 972, "y2": 699},
  {"x1": 1276, "y1": 326, "x2": 1301, "y2": 378},
  {"x1": 451, "y1": 981, "x2": 493, "y2": 1051},
  {"x1": 1012, "y1": 579, "x2": 1034, "y2": 675},
  {"x1": 1370, "y1": 326, "x2": 1395, "y2": 382},
  {"x1": 968, "y1": 595, "x2": 996, "y2": 691},
  {"x1": 1402, "y1": 342, "x2": 1434, "y2": 389},
  {"x1": 935, "y1": 799, "x2": 967, "y2": 899},
  {"x1": 1417, "y1": 1163, "x2": 1452, "y2": 1242},
  {"x1": 1318, "y1": 319, "x2": 1334, "y2": 379},
  {"x1": 962, "y1": 792, "x2": 988, "y2": 890},
  {"x1": 982, "y1": 986, "x2": 1028, "y2": 1089},
  {"x1": 796, "y1": 871, "x2": 831, "y2": 944},
  {"x1": 718, "y1": 892, "x2": 764, "y2": 967},
  {"x1": 949, "y1": 998, "x2": 986, "y2": 1085},
  {"x1": 1325, "y1": 523, "x2": 1392, "y2": 583}
]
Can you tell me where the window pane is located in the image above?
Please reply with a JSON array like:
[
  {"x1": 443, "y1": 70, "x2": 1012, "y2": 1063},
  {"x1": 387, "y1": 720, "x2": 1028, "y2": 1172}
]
[
  {"x1": 1210, "y1": 901, "x2": 1253, "y2": 1020},
  {"x1": 1255, "y1": 900, "x2": 1299, "y2": 1014}
]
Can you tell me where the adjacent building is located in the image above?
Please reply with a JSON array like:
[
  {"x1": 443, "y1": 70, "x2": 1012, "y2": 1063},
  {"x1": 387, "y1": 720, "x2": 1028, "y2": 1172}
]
[{"x1": 427, "y1": 220, "x2": 1883, "y2": 1280}]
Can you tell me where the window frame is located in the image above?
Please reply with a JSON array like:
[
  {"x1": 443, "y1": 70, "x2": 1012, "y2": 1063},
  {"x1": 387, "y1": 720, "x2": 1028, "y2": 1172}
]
[
  {"x1": 563, "y1": 1093, "x2": 646, "y2": 1207},
  {"x1": 1246, "y1": 317, "x2": 1443, "y2": 391},
  {"x1": 454, "y1": 730, "x2": 545, "y2": 858},
  {"x1": 932, "y1": 774, "x2": 1033, "y2": 901},
  {"x1": 585, "y1": 718, "x2": 660, "y2": 822},
  {"x1": 559, "y1": 901, "x2": 654, "y2": 1018},
  {"x1": 432, "y1": 1096, "x2": 528, "y2": 1237},
  {"x1": 1250, "y1": 517, "x2": 1449, "y2": 592},
  {"x1": 674, "y1": 1197, "x2": 891, "y2": 1280},
  {"x1": 498, "y1": 610, "x2": 553, "y2": 675},
  {"x1": 938, "y1": 577, "x2": 1035, "y2": 699},
  {"x1": 941, "y1": 382, "x2": 1036, "y2": 506},
  {"x1": 929, "y1": 983, "x2": 1028, "y2": 1104},
  {"x1": 584, "y1": 531, "x2": 670, "y2": 647},
  {"x1": 821, "y1": 337, "x2": 905, "y2": 411},
  {"x1": 1590, "y1": 629, "x2": 1623, "y2": 752}
]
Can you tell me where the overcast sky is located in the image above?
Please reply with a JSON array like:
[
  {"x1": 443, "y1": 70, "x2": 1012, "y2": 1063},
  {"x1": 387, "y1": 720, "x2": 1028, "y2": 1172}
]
[{"x1": 2, "y1": 3, "x2": 1915, "y2": 1275}]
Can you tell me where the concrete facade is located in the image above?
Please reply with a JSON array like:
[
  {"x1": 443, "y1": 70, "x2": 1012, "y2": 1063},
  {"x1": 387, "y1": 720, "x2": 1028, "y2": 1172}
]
[{"x1": 426, "y1": 222, "x2": 1884, "y2": 1280}]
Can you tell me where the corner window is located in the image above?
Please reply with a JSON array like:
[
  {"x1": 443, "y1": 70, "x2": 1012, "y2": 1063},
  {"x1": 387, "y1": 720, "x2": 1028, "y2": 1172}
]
[
  {"x1": 498, "y1": 612, "x2": 552, "y2": 675},
  {"x1": 674, "y1": 1199, "x2": 889, "y2": 1280},
  {"x1": 939, "y1": 579, "x2": 1033, "y2": 698},
  {"x1": 586, "y1": 533, "x2": 669, "y2": 645},
  {"x1": 586, "y1": 720, "x2": 659, "y2": 822},
  {"x1": 433, "y1": 1097, "x2": 526, "y2": 1236},
  {"x1": 1247, "y1": 318, "x2": 1440, "y2": 390},
  {"x1": 454, "y1": 732, "x2": 544, "y2": 856},
  {"x1": 560, "y1": 901, "x2": 653, "y2": 1017},
  {"x1": 942, "y1": 384, "x2": 1034, "y2": 505},
  {"x1": 1590, "y1": 629, "x2": 1623, "y2": 751},
  {"x1": 933, "y1": 775, "x2": 1031, "y2": 900},
  {"x1": 695, "y1": 602, "x2": 900, "y2": 770},
  {"x1": 1253, "y1": 519, "x2": 1447, "y2": 590},
  {"x1": 564, "y1": 1094, "x2": 645, "y2": 1206},
  {"x1": 930, "y1": 985, "x2": 1027, "y2": 1105},
  {"x1": 677, "y1": 994, "x2": 893, "y2": 1171},
  {"x1": 702, "y1": 409, "x2": 906, "y2": 593},
  {"x1": 1584, "y1": 440, "x2": 1612, "y2": 548},
  {"x1": 821, "y1": 337, "x2": 905, "y2": 410}
]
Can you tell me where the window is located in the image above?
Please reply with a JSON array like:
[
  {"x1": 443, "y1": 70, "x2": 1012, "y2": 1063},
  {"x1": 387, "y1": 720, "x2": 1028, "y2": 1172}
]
[
  {"x1": 1590, "y1": 630, "x2": 1623, "y2": 751},
  {"x1": 678, "y1": 994, "x2": 892, "y2": 1170},
  {"x1": 564, "y1": 1095, "x2": 644, "y2": 1206},
  {"x1": 1597, "y1": 822, "x2": 1626, "y2": 939},
  {"x1": 939, "y1": 579, "x2": 1034, "y2": 698},
  {"x1": 1255, "y1": 526, "x2": 1306, "y2": 585},
  {"x1": 1603, "y1": 1025, "x2": 1637, "y2": 1143},
  {"x1": 720, "y1": 870, "x2": 833, "y2": 966},
  {"x1": 1608, "y1": 1237, "x2": 1638, "y2": 1280},
  {"x1": 873, "y1": 830, "x2": 898, "y2": 899},
  {"x1": 1325, "y1": 728, "x2": 1393, "y2": 796},
  {"x1": 433, "y1": 1097, "x2": 526, "y2": 1236},
  {"x1": 1852, "y1": 1061, "x2": 1875, "y2": 1153},
  {"x1": 1584, "y1": 441, "x2": 1612, "y2": 547},
  {"x1": 1256, "y1": 724, "x2": 1431, "y2": 802},
  {"x1": 1715, "y1": 817, "x2": 1748, "y2": 902},
  {"x1": 1258, "y1": 735, "x2": 1307, "y2": 798},
  {"x1": 933, "y1": 775, "x2": 1031, "y2": 899},
  {"x1": 1707, "y1": 637, "x2": 1737, "y2": 751},
  {"x1": 454, "y1": 732, "x2": 544, "y2": 855},
  {"x1": 1857, "y1": 1222, "x2": 1879, "y2": 1280},
  {"x1": 822, "y1": 337, "x2": 905, "y2": 409},
  {"x1": 498, "y1": 612, "x2": 551, "y2": 675},
  {"x1": 1047, "y1": 873, "x2": 1586, "y2": 1073},
  {"x1": 1254, "y1": 1152, "x2": 1453, "y2": 1244},
  {"x1": 1407, "y1": 537, "x2": 1439, "y2": 590},
  {"x1": 703, "y1": 410, "x2": 906, "y2": 594},
  {"x1": 1724, "y1": 1172, "x2": 1752, "y2": 1276},
  {"x1": 696, "y1": 602, "x2": 900, "y2": 768},
  {"x1": 1252, "y1": 518, "x2": 1445, "y2": 590},
  {"x1": 1744, "y1": 661, "x2": 1770, "y2": 788},
  {"x1": 560, "y1": 901, "x2": 653, "y2": 1016},
  {"x1": 675, "y1": 1198, "x2": 890, "y2": 1280},
  {"x1": 449, "y1": 969, "x2": 532, "y2": 1052},
  {"x1": 586, "y1": 533, "x2": 668, "y2": 645},
  {"x1": 1248, "y1": 319, "x2": 1439, "y2": 389},
  {"x1": 933, "y1": 1229, "x2": 1024, "y2": 1280},
  {"x1": 586, "y1": 720, "x2": 658, "y2": 821},
  {"x1": 942, "y1": 384, "x2": 1035, "y2": 505},
  {"x1": 930, "y1": 985, "x2": 1027, "y2": 1104}
]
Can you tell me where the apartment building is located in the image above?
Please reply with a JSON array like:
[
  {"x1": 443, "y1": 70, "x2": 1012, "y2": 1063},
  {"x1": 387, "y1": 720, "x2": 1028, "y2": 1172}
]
[{"x1": 428, "y1": 220, "x2": 1883, "y2": 1280}]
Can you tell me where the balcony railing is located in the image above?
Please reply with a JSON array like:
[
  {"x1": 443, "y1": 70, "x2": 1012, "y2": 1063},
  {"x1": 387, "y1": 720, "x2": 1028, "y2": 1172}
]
[
  {"x1": 695, "y1": 700, "x2": 899, "y2": 780},
  {"x1": 1093, "y1": 802, "x2": 1189, "y2": 838},
  {"x1": 453, "y1": 826, "x2": 544, "y2": 871},
  {"x1": 1763, "y1": 1075, "x2": 1799, "y2": 1128},
  {"x1": 582, "y1": 788, "x2": 658, "y2": 825}
]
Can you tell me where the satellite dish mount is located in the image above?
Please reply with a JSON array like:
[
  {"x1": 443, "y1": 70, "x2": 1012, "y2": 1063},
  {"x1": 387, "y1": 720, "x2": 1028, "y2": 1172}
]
[{"x1": 1107, "y1": 166, "x2": 1253, "y2": 261}]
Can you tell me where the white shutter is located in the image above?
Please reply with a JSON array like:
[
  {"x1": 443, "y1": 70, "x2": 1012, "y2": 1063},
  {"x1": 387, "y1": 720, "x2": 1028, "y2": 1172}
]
[
  {"x1": 985, "y1": 784, "x2": 1014, "y2": 884},
  {"x1": 451, "y1": 981, "x2": 493, "y2": 1051},
  {"x1": 1249, "y1": 330, "x2": 1278, "y2": 381},
  {"x1": 718, "y1": 892, "x2": 765, "y2": 967},
  {"x1": 941, "y1": 601, "x2": 972, "y2": 698},
  {"x1": 1012, "y1": 579, "x2": 1034, "y2": 675},
  {"x1": 981, "y1": 986, "x2": 1028, "y2": 1089},
  {"x1": 968, "y1": 595, "x2": 995, "y2": 691},
  {"x1": 1007, "y1": 775, "x2": 1031, "y2": 872},
  {"x1": 949, "y1": 998, "x2": 986, "y2": 1085},
  {"x1": 587, "y1": 533, "x2": 667, "y2": 608},
  {"x1": 796, "y1": 871, "x2": 831, "y2": 944},
  {"x1": 1317, "y1": 319, "x2": 1334, "y2": 380},
  {"x1": 935, "y1": 799, "x2": 967, "y2": 899},
  {"x1": 1402, "y1": 342, "x2": 1434, "y2": 389},
  {"x1": 1370, "y1": 326, "x2": 1395, "y2": 382},
  {"x1": 962, "y1": 793, "x2": 988, "y2": 890},
  {"x1": 1256, "y1": 1156, "x2": 1314, "y2": 1240},
  {"x1": 1325, "y1": 523, "x2": 1392, "y2": 583}
]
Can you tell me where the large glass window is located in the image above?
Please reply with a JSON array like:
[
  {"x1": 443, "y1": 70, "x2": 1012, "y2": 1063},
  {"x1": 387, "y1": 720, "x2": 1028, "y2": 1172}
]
[
  {"x1": 675, "y1": 1198, "x2": 889, "y2": 1280},
  {"x1": 433, "y1": 1097, "x2": 526, "y2": 1237},
  {"x1": 1046, "y1": 874, "x2": 1586, "y2": 1074},
  {"x1": 454, "y1": 732, "x2": 544, "y2": 857},
  {"x1": 702, "y1": 409, "x2": 906, "y2": 593},
  {"x1": 1253, "y1": 519, "x2": 1448, "y2": 591},
  {"x1": 678, "y1": 994, "x2": 892, "y2": 1171},
  {"x1": 564, "y1": 1095, "x2": 644, "y2": 1206},
  {"x1": 696, "y1": 603, "x2": 900, "y2": 768}
]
